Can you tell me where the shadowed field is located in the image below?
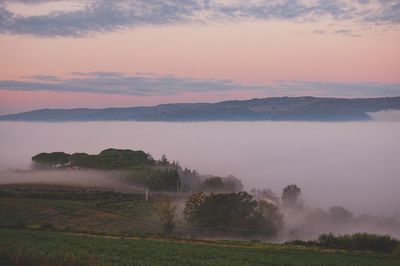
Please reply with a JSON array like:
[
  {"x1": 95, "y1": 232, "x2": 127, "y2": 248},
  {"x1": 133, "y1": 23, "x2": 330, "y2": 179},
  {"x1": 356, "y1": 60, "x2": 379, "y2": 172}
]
[{"x1": 0, "y1": 184, "x2": 163, "y2": 236}]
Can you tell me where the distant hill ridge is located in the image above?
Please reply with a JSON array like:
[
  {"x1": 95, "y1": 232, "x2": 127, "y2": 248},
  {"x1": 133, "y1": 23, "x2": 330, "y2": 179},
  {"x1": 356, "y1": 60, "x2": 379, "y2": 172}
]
[{"x1": 1, "y1": 96, "x2": 399, "y2": 121}]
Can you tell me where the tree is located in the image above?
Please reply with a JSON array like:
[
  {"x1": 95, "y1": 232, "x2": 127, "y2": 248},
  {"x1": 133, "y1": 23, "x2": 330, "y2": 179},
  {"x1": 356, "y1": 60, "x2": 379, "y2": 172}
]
[
  {"x1": 146, "y1": 169, "x2": 180, "y2": 192},
  {"x1": 251, "y1": 188, "x2": 279, "y2": 203},
  {"x1": 160, "y1": 154, "x2": 169, "y2": 165},
  {"x1": 282, "y1": 184, "x2": 301, "y2": 207},
  {"x1": 183, "y1": 192, "x2": 206, "y2": 224},
  {"x1": 178, "y1": 167, "x2": 202, "y2": 192},
  {"x1": 328, "y1": 206, "x2": 353, "y2": 223},
  {"x1": 183, "y1": 191, "x2": 281, "y2": 237},
  {"x1": 222, "y1": 175, "x2": 243, "y2": 192},
  {"x1": 257, "y1": 200, "x2": 284, "y2": 236},
  {"x1": 184, "y1": 191, "x2": 257, "y2": 228},
  {"x1": 32, "y1": 152, "x2": 71, "y2": 169},
  {"x1": 154, "y1": 195, "x2": 177, "y2": 235},
  {"x1": 201, "y1": 176, "x2": 224, "y2": 192}
]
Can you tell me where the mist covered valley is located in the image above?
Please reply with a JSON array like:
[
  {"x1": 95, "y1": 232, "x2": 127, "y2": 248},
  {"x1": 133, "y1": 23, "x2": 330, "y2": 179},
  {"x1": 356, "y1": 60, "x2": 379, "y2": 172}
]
[{"x1": 0, "y1": 120, "x2": 399, "y2": 241}]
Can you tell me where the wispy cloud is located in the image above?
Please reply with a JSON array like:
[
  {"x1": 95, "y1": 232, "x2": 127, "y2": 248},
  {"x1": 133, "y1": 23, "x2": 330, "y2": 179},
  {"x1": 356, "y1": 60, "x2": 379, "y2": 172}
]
[
  {"x1": 0, "y1": 72, "x2": 259, "y2": 96},
  {"x1": 0, "y1": 72, "x2": 399, "y2": 97},
  {"x1": 272, "y1": 80, "x2": 400, "y2": 97},
  {"x1": 0, "y1": 0, "x2": 399, "y2": 37}
]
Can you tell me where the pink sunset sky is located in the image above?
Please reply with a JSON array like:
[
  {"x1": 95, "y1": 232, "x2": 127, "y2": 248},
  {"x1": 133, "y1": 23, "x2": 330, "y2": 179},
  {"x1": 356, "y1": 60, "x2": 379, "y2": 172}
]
[{"x1": 0, "y1": 0, "x2": 399, "y2": 115}]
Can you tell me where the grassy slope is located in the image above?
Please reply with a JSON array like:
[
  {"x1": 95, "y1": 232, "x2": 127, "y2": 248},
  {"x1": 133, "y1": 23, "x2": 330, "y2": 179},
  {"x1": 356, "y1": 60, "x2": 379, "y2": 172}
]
[
  {"x1": 0, "y1": 197, "x2": 163, "y2": 235},
  {"x1": 0, "y1": 192, "x2": 399, "y2": 265},
  {"x1": 1, "y1": 228, "x2": 398, "y2": 266}
]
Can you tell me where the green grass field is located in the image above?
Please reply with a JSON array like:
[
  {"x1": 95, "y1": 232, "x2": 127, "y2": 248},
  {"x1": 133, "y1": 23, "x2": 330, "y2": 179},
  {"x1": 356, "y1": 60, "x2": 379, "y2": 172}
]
[
  {"x1": 0, "y1": 194, "x2": 163, "y2": 236},
  {"x1": 1, "y1": 228, "x2": 399, "y2": 266}
]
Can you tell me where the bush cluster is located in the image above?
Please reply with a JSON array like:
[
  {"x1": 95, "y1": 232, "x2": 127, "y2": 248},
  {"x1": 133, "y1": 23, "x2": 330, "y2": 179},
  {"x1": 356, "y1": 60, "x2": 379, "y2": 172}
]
[
  {"x1": 183, "y1": 192, "x2": 283, "y2": 238},
  {"x1": 318, "y1": 233, "x2": 399, "y2": 254}
]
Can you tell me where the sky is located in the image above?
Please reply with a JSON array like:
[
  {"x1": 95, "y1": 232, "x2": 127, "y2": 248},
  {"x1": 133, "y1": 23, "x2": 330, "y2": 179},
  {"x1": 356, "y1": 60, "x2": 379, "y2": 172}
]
[{"x1": 0, "y1": 0, "x2": 399, "y2": 115}]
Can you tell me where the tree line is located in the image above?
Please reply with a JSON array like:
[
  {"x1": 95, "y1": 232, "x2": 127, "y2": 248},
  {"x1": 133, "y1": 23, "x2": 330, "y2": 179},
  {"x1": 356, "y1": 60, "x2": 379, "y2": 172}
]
[
  {"x1": 32, "y1": 149, "x2": 155, "y2": 170},
  {"x1": 154, "y1": 184, "x2": 302, "y2": 238}
]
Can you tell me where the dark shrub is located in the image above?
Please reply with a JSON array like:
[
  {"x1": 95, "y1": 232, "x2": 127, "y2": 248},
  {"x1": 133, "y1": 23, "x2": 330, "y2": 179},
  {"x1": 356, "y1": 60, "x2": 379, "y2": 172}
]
[
  {"x1": 318, "y1": 233, "x2": 398, "y2": 253},
  {"x1": 286, "y1": 240, "x2": 317, "y2": 247}
]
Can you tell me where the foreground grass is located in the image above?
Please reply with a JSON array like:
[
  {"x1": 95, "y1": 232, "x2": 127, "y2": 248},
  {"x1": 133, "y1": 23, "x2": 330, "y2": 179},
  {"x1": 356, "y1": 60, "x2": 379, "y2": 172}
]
[{"x1": 0, "y1": 228, "x2": 399, "y2": 266}]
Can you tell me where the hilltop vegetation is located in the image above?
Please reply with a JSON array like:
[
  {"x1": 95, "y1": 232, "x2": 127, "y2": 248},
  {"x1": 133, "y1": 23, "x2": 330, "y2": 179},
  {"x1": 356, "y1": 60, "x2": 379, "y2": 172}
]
[
  {"x1": 31, "y1": 149, "x2": 183, "y2": 192},
  {"x1": 30, "y1": 149, "x2": 245, "y2": 193},
  {"x1": 32, "y1": 148, "x2": 155, "y2": 170}
]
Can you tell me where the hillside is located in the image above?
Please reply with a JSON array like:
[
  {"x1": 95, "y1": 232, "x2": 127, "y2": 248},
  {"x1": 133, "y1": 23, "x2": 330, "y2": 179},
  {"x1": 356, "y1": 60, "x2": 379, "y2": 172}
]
[
  {"x1": 1, "y1": 96, "x2": 399, "y2": 121},
  {"x1": 0, "y1": 183, "x2": 399, "y2": 265}
]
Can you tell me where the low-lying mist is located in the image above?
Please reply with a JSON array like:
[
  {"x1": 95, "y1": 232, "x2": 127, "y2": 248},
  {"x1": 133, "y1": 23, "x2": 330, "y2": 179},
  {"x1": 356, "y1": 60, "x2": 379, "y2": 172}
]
[
  {"x1": 0, "y1": 168, "x2": 399, "y2": 241},
  {"x1": 368, "y1": 109, "x2": 400, "y2": 121},
  {"x1": 277, "y1": 200, "x2": 400, "y2": 241},
  {"x1": 0, "y1": 169, "x2": 146, "y2": 193},
  {"x1": 0, "y1": 120, "x2": 399, "y2": 240}
]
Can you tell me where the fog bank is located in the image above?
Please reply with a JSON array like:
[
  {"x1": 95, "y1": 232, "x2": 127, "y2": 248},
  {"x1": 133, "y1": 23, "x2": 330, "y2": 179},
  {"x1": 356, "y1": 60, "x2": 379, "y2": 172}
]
[
  {"x1": 369, "y1": 110, "x2": 400, "y2": 121},
  {"x1": 0, "y1": 170, "x2": 142, "y2": 193},
  {"x1": 0, "y1": 121, "x2": 399, "y2": 216}
]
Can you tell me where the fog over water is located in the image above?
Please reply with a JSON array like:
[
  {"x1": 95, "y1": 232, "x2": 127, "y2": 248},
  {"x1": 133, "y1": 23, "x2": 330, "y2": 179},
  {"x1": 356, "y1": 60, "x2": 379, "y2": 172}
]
[{"x1": 0, "y1": 120, "x2": 399, "y2": 217}]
